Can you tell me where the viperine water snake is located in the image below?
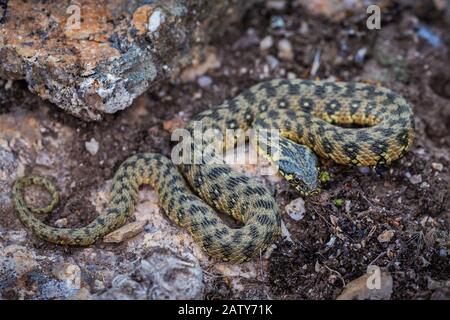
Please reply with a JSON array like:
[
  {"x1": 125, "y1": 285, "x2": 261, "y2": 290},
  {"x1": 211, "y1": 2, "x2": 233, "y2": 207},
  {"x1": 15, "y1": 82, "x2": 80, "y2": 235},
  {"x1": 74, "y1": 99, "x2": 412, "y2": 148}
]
[{"x1": 12, "y1": 79, "x2": 415, "y2": 263}]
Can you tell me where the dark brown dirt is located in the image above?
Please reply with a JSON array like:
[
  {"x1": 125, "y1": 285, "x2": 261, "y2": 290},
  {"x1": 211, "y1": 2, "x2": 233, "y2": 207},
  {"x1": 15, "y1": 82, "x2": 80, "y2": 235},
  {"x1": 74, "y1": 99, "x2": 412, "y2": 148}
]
[{"x1": 1, "y1": 0, "x2": 449, "y2": 299}]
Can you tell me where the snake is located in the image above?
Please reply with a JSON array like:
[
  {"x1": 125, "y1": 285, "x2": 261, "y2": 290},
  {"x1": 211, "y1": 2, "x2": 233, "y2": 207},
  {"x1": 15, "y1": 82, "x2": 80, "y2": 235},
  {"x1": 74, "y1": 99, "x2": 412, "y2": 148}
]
[{"x1": 12, "y1": 79, "x2": 415, "y2": 263}]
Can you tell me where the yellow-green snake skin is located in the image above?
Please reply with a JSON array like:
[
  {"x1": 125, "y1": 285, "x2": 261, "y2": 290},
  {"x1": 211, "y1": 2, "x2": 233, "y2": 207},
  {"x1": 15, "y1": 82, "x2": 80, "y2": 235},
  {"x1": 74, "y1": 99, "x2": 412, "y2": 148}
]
[{"x1": 12, "y1": 79, "x2": 415, "y2": 263}]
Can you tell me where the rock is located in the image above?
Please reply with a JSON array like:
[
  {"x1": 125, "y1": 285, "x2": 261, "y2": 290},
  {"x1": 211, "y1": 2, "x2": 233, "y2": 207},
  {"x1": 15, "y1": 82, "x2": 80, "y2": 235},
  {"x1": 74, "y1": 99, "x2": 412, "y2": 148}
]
[
  {"x1": 270, "y1": 15, "x2": 285, "y2": 29},
  {"x1": 54, "y1": 218, "x2": 68, "y2": 228},
  {"x1": 354, "y1": 47, "x2": 368, "y2": 65},
  {"x1": 2, "y1": 245, "x2": 39, "y2": 275},
  {"x1": 52, "y1": 262, "x2": 82, "y2": 290},
  {"x1": 377, "y1": 230, "x2": 395, "y2": 243},
  {"x1": 337, "y1": 267, "x2": 393, "y2": 300},
  {"x1": 409, "y1": 174, "x2": 423, "y2": 185},
  {"x1": 260, "y1": 35, "x2": 274, "y2": 51},
  {"x1": 197, "y1": 75, "x2": 213, "y2": 88},
  {"x1": 35, "y1": 153, "x2": 54, "y2": 167},
  {"x1": 85, "y1": 138, "x2": 99, "y2": 156},
  {"x1": 95, "y1": 248, "x2": 203, "y2": 299},
  {"x1": 431, "y1": 162, "x2": 444, "y2": 171},
  {"x1": 232, "y1": 28, "x2": 260, "y2": 50},
  {"x1": 0, "y1": 141, "x2": 22, "y2": 211},
  {"x1": 266, "y1": 55, "x2": 280, "y2": 70},
  {"x1": 277, "y1": 39, "x2": 294, "y2": 61},
  {"x1": 358, "y1": 166, "x2": 371, "y2": 174},
  {"x1": 285, "y1": 197, "x2": 306, "y2": 221},
  {"x1": 103, "y1": 220, "x2": 148, "y2": 243},
  {"x1": 0, "y1": 0, "x2": 257, "y2": 121}
]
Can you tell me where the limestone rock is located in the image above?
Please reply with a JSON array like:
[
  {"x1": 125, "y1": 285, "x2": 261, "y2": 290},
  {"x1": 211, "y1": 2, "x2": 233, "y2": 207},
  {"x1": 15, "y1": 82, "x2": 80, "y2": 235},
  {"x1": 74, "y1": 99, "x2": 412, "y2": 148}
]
[{"x1": 0, "y1": 0, "x2": 256, "y2": 121}]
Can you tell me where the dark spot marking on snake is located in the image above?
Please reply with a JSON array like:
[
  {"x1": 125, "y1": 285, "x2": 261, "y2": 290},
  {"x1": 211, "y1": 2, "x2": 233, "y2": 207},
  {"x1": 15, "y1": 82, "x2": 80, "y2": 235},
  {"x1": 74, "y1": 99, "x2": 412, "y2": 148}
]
[
  {"x1": 314, "y1": 85, "x2": 326, "y2": 98},
  {"x1": 202, "y1": 235, "x2": 213, "y2": 249},
  {"x1": 232, "y1": 230, "x2": 243, "y2": 243},
  {"x1": 221, "y1": 243, "x2": 233, "y2": 258},
  {"x1": 249, "y1": 225, "x2": 259, "y2": 238},
  {"x1": 321, "y1": 137, "x2": 334, "y2": 154},
  {"x1": 259, "y1": 99, "x2": 269, "y2": 112},
  {"x1": 325, "y1": 99, "x2": 341, "y2": 115},
  {"x1": 256, "y1": 214, "x2": 271, "y2": 225},
  {"x1": 288, "y1": 83, "x2": 300, "y2": 95},
  {"x1": 370, "y1": 141, "x2": 389, "y2": 156},
  {"x1": 261, "y1": 81, "x2": 277, "y2": 97},
  {"x1": 243, "y1": 242, "x2": 257, "y2": 258},
  {"x1": 342, "y1": 141, "x2": 360, "y2": 160},
  {"x1": 242, "y1": 89, "x2": 256, "y2": 104},
  {"x1": 254, "y1": 199, "x2": 274, "y2": 210}
]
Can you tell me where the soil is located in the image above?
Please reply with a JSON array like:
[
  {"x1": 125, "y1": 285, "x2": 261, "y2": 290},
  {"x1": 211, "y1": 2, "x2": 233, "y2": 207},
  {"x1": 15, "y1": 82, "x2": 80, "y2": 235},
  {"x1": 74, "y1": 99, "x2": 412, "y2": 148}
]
[{"x1": 1, "y1": 1, "x2": 449, "y2": 299}]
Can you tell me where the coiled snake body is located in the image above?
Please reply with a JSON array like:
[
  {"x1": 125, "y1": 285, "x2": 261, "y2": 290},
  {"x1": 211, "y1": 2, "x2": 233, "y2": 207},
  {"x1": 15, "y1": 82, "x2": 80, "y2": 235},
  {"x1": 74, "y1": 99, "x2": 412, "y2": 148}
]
[{"x1": 12, "y1": 79, "x2": 415, "y2": 263}]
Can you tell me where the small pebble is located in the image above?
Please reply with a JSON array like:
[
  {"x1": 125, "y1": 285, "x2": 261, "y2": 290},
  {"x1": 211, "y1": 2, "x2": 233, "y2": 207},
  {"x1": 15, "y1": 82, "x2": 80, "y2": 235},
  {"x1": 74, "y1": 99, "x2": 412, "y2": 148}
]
[
  {"x1": 431, "y1": 162, "x2": 444, "y2": 171},
  {"x1": 260, "y1": 35, "x2": 274, "y2": 51},
  {"x1": 54, "y1": 218, "x2": 68, "y2": 228},
  {"x1": 326, "y1": 235, "x2": 336, "y2": 247},
  {"x1": 85, "y1": 138, "x2": 99, "y2": 156},
  {"x1": 287, "y1": 72, "x2": 297, "y2": 79},
  {"x1": 197, "y1": 75, "x2": 212, "y2": 88},
  {"x1": 285, "y1": 197, "x2": 306, "y2": 221},
  {"x1": 377, "y1": 230, "x2": 395, "y2": 243},
  {"x1": 420, "y1": 182, "x2": 430, "y2": 189},
  {"x1": 354, "y1": 47, "x2": 368, "y2": 64},
  {"x1": 358, "y1": 166, "x2": 371, "y2": 174},
  {"x1": 277, "y1": 39, "x2": 294, "y2": 61},
  {"x1": 52, "y1": 262, "x2": 81, "y2": 290},
  {"x1": 270, "y1": 15, "x2": 285, "y2": 29},
  {"x1": 148, "y1": 10, "x2": 164, "y2": 32},
  {"x1": 35, "y1": 153, "x2": 53, "y2": 166},
  {"x1": 408, "y1": 174, "x2": 422, "y2": 185},
  {"x1": 93, "y1": 279, "x2": 105, "y2": 291},
  {"x1": 266, "y1": 55, "x2": 279, "y2": 70}
]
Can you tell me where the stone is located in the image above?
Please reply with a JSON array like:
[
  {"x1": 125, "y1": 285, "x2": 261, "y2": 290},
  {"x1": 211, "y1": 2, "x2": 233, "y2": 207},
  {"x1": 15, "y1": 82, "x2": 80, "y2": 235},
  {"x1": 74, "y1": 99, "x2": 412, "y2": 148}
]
[
  {"x1": 431, "y1": 162, "x2": 444, "y2": 171},
  {"x1": 0, "y1": 0, "x2": 257, "y2": 121},
  {"x1": 285, "y1": 197, "x2": 306, "y2": 221},
  {"x1": 197, "y1": 75, "x2": 213, "y2": 88},
  {"x1": 266, "y1": 55, "x2": 280, "y2": 70},
  {"x1": 2, "y1": 245, "x2": 39, "y2": 275},
  {"x1": 95, "y1": 248, "x2": 203, "y2": 299},
  {"x1": 409, "y1": 174, "x2": 423, "y2": 185},
  {"x1": 377, "y1": 230, "x2": 395, "y2": 243},
  {"x1": 337, "y1": 267, "x2": 393, "y2": 300},
  {"x1": 85, "y1": 138, "x2": 99, "y2": 156},
  {"x1": 52, "y1": 262, "x2": 82, "y2": 290},
  {"x1": 277, "y1": 39, "x2": 294, "y2": 61},
  {"x1": 103, "y1": 220, "x2": 148, "y2": 243},
  {"x1": 260, "y1": 35, "x2": 274, "y2": 51}
]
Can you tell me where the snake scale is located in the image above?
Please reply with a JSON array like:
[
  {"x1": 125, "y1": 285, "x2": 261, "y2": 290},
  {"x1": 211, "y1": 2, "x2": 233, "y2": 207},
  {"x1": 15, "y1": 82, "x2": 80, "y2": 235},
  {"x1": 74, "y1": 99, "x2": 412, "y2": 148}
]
[{"x1": 12, "y1": 79, "x2": 415, "y2": 263}]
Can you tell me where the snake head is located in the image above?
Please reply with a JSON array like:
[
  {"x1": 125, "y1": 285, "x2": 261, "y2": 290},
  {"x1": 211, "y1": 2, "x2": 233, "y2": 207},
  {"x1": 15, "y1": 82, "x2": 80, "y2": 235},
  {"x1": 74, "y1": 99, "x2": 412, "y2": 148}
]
[
  {"x1": 282, "y1": 170, "x2": 321, "y2": 196},
  {"x1": 277, "y1": 143, "x2": 320, "y2": 196}
]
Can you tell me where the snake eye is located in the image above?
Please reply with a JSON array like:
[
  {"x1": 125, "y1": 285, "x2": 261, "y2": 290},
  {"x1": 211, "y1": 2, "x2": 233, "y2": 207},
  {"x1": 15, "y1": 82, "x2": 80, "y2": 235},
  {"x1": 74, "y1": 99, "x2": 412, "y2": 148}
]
[{"x1": 293, "y1": 175, "x2": 302, "y2": 184}]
